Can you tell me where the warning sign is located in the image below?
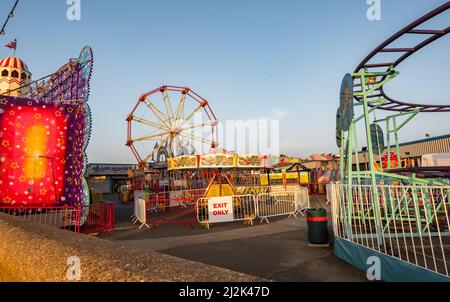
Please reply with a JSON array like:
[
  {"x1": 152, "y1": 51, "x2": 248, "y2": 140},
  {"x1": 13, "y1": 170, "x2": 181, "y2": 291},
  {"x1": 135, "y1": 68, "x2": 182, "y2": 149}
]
[{"x1": 208, "y1": 196, "x2": 234, "y2": 223}]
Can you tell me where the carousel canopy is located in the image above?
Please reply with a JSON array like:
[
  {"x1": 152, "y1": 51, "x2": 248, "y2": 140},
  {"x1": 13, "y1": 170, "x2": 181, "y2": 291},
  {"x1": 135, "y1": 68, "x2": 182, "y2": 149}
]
[{"x1": 167, "y1": 154, "x2": 269, "y2": 171}]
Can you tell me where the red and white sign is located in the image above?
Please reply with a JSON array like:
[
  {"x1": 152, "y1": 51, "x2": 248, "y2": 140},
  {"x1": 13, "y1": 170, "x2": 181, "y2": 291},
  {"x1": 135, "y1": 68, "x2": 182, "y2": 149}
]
[{"x1": 208, "y1": 196, "x2": 234, "y2": 223}]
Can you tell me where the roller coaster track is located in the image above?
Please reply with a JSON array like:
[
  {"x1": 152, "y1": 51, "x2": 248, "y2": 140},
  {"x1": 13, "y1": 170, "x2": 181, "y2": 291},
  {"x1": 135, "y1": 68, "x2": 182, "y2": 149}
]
[{"x1": 354, "y1": 1, "x2": 450, "y2": 112}]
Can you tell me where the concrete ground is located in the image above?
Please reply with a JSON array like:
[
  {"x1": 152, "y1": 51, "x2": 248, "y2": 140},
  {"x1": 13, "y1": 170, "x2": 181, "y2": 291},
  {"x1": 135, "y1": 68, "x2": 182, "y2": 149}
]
[{"x1": 105, "y1": 194, "x2": 367, "y2": 282}]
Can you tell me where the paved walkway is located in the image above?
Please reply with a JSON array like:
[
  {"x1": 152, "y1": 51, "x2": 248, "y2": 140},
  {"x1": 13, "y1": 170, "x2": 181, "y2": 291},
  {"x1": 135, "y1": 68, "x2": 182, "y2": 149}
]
[{"x1": 108, "y1": 195, "x2": 367, "y2": 282}]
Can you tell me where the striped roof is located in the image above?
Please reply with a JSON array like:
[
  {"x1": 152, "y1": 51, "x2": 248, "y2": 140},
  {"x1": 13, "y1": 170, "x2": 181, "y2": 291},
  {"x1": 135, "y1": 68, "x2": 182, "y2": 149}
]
[{"x1": 0, "y1": 57, "x2": 29, "y2": 71}]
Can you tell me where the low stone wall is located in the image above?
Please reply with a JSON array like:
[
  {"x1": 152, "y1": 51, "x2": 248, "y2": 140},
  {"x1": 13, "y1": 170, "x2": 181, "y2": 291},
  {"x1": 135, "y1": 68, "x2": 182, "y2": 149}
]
[{"x1": 0, "y1": 213, "x2": 263, "y2": 282}]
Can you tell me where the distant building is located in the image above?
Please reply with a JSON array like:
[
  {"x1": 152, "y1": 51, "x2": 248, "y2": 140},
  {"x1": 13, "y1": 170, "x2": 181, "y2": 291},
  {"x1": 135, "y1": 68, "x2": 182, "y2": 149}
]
[
  {"x1": 355, "y1": 134, "x2": 450, "y2": 170},
  {"x1": 86, "y1": 163, "x2": 135, "y2": 193}
]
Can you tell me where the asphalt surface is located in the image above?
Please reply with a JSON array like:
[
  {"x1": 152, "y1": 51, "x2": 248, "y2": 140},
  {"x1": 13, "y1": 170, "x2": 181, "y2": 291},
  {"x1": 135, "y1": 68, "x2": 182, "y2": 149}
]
[
  {"x1": 0, "y1": 213, "x2": 263, "y2": 282},
  {"x1": 108, "y1": 194, "x2": 368, "y2": 282}
]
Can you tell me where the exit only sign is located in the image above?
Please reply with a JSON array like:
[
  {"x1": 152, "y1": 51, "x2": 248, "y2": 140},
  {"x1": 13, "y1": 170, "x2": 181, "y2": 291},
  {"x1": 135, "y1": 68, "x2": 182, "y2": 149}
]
[{"x1": 208, "y1": 196, "x2": 234, "y2": 223}]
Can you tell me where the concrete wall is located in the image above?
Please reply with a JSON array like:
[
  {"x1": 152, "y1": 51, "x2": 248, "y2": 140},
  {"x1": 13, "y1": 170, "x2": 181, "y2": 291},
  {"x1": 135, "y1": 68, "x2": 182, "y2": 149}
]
[{"x1": 0, "y1": 213, "x2": 263, "y2": 282}]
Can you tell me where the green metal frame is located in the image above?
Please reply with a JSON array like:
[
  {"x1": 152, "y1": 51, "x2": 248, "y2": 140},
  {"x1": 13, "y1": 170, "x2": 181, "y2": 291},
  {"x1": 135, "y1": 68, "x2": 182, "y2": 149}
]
[
  {"x1": 339, "y1": 68, "x2": 447, "y2": 186},
  {"x1": 338, "y1": 68, "x2": 450, "y2": 241}
]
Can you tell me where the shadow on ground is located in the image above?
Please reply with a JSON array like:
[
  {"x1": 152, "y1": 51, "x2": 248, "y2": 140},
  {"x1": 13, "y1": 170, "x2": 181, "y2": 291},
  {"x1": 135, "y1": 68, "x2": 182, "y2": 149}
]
[{"x1": 106, "y1": 194, "x2": 367, "y2": 282}]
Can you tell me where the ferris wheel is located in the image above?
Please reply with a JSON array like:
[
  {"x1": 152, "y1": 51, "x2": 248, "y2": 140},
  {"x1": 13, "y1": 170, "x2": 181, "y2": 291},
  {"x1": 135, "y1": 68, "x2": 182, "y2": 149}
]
[{"x1": 127, "y1": 86, "x2": 219, "y2": 166}]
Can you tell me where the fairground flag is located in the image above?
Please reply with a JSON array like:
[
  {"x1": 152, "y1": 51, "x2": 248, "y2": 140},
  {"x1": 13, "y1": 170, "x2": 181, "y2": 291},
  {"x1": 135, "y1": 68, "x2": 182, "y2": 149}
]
[{"x1": 5, "y1": 39, "x2": 17, "y2": 50}]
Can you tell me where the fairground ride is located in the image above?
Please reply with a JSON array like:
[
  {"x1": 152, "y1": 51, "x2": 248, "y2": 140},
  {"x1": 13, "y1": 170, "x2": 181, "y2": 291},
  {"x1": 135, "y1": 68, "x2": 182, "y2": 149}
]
[
  {"x1": 337, "y1": 2, "x2": 450, "y2": 187},
  {"x1": 125, "y1": 86, "x2": 279, "y2": 198},
  {"x1": 332, "y1": 3, "x2": 450, "y2": 280},
  {"x1": 126, "y1": 86, "x2": 218, "y2": 167},
  {"x1": 0, "y1": 46, "x2": 94, "y2": 209}
]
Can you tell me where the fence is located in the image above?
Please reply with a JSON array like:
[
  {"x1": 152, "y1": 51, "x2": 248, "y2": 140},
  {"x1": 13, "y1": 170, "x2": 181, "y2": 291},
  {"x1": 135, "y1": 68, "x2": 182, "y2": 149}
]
[
  {"x1": 196, "y1": 195, "x2": 257, "y2": 229},
  {"x1": 330, "y1": 183, "x2": 450, "y2": 279},
  {"x1": 0, "y1": 206, "x2": 80, "y2": 232},
  {"x1": 0, "y1": 203, "x2": 115, "y2": 236},
  {"x1": 80, "y1": 202, "x2": 115, "y2": 236},
  {"x1": 256, "y1": 191, "x2": 308, "y2": 224},
  {"x1": 132, "y1": 196, "x2": 149, "y2": 229}
]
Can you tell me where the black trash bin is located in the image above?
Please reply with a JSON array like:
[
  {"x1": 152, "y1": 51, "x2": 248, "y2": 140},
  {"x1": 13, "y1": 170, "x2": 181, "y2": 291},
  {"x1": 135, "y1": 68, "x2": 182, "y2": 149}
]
[{"x1": 306, "y1": 208, "x2": 329, "y2": 244}]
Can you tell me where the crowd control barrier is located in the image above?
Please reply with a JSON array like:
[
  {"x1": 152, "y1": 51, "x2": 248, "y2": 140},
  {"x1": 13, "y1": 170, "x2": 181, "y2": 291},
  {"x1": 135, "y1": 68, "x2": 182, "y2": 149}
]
[{"x1": 196, "y1": 195, "x2": 257, "y2": 229}]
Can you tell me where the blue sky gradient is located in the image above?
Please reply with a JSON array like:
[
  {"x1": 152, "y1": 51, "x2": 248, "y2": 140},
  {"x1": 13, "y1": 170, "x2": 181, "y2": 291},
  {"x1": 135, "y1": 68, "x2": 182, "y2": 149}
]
[{"x1": 0, "y1": 0, "x2": 449, "y2": 163}]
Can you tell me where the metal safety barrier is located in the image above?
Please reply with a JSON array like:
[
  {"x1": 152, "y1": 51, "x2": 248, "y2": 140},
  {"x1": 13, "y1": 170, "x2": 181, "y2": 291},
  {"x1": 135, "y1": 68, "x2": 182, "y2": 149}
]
[
  {"x1": 0, "y1": 206, "x2": 80, "y2": 232},
  {"x1": 80, "y1": 202, "x2": 115, "y2": 236},
  {"x1": 256, "y1": 187, "x2": 310, "y2": 223},
  {"x1": 0, "y1": 202, "x2": 115, "y2": 236},
  {"x1": 132, "y1": 197, "x2": 149, "y2": 229},
  {"x1": 330, "y1": 183, "x2": 450, "y2": 279},
  {"x1": 256, "y1": 192, "x2": 298, "y2": 224},
  {"x1": 196, "y1": 195, "x2": 257, "y2": 229}
]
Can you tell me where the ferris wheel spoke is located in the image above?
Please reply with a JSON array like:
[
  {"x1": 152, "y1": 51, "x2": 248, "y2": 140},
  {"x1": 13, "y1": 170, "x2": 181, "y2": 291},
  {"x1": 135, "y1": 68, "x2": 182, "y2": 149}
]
[
  {"x1": 180, "y1": 132, "x2": 214, "y2": 145},
  {"x1": 132, "y1": 130, "x2": 169, "y2": 143},
  {"x1": 132, "y1": 116, "x2": 168, "y2": 131},
  {"x1": 142, "y1": 135, "x2": 170, "y2": 163},
  {"x1": 162, "y1": 90, "x2": 175, "y2": 127},
  {"x1": 181, "y1": 120, "x2": 216, "y2": 132},
  {"x1": 144, "y1": 98, "x2": 171, "y2": 129},
  {"x1": 177, "y1": 105, "x2": 203, "y2": 129},
  {"x1": 175, "y1": 92, "x2": 187, "y2": 123}
]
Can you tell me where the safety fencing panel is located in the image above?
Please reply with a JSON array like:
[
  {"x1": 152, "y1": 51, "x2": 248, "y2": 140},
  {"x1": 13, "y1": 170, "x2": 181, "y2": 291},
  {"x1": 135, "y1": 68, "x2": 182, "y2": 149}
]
[
  {"x1": 256, "y1": 192, "x2": 298, "y2": 223},
  {"x1": 0, "y1": 202, "x2": 115, "y2": 236},
  {"x1": 196, "y1": 195, "x2": 257, "y2": 229},
  {"x1": 132, "y1": 197, "x2": 149, "y2": 229},
  {"x1": 330, "y1": 183, "x2": 450, "y2": 279},
  {"x1": 132, "y1": 191, "x2": 155, "y2": 222},
  {"x1": 0, "y1": 206, "x2": 80, "y2": 232},
  {"x1": 297, "y1": 186, "x2": 310, "y2": 213},
  {"x1": 256, "y1": 187, "x2": 310, "y2": 223},
  {"x1": 80, "y1": 202, "x2": 115, "y2": 236}
]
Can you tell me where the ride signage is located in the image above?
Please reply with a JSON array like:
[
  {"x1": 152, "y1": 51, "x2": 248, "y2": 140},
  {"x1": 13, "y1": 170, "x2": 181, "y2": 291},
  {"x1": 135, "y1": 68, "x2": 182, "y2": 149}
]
[{"x1": 208, "y1": 196, "x2": 234, "y2": 223}]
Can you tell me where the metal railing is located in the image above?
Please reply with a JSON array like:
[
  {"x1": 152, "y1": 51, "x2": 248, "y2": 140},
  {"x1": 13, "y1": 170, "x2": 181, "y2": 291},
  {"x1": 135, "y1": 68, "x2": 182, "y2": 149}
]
[
  {"x1": 256, "y1": 192, "x2": 298, "y2": 223},
  {"x1": 80, "y1": 202, "x2": 115, "y2": 236},
  {"x1": 0, "y1": 206, "x2": 80, "y2": 232},
  {"x1": 0, "y1": 202, "x2": 115, "y2": 236},
  {"x1": 330, "y1": 183, "x2": 450, "y2": 278}
]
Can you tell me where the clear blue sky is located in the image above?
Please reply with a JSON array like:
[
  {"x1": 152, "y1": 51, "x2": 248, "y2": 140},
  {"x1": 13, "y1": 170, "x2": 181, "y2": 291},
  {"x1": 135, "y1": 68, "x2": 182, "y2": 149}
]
[{"x1": 1, "y1": 0, "x2": 449, "y2": 163}]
